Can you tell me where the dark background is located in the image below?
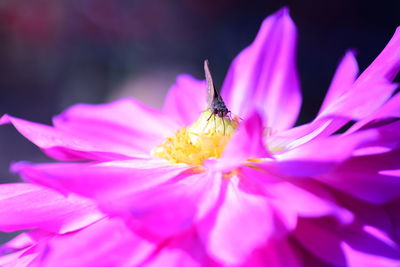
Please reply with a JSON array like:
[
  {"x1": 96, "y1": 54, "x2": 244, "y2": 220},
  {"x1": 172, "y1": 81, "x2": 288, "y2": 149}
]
[{"x1": 0, "y1": 0, "x2": 399, "y2": 242}]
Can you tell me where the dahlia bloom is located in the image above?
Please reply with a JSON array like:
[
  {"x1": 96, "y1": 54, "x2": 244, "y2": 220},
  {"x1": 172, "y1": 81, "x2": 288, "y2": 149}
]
[{"x1": 1, "y1": 7, "x2": 400, "y2": 266}]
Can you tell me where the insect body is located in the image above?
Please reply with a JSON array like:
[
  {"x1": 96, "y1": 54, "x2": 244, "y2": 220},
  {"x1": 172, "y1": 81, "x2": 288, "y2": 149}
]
[
  {"x1": 204, "y1": 59, "x2": 230, "y2": 118},
  {"x1": 204, "y1": 59, "x2": 231, "y2": 133}
]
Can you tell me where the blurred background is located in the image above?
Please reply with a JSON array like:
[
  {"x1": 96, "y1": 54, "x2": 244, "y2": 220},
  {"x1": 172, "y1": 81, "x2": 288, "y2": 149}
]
[{"x1": 0, "y1": 0, "x2": 399, "y2": 242}]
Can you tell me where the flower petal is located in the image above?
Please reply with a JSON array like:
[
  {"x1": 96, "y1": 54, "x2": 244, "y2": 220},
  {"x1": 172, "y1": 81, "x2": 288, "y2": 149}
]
[
  {"x1": 316, "y1": 149, "x2": 400, "y2": 204},
  {"x1": 0, "y1": 248, "x2": 38, "y2": 267},
  {"x1": 163, "y1": 74, "x2": 208, "y2": 126},
  {"x1": 241, "y1": 166, "x2": 353, "y2": 227},
  {"x1": 13, "y1": 160, "x2": 217, "y2": 237},
  {"x1": 318, "y1": 50, "x2": 359, "y2": 115},
  {"x1": 360, "y1": 26, "x2": 400, "y2": 82},
  {"x1": 52, "y1": 98, "x2": 179, "y2": 156},
  {"x1": 243, "y1": 239, "x2": 301, "y2": 267},
  {"x1": 199, "y1": 176, "x2": 274, "y2": 265},
  {"x1": 295, "y1": 218, "x2": 400, "y2": 267},
  {"x1": 0, "y1": 183, "x2": 104, "y2": 233},
  {"x1": 263, "y1": 176, "x2": 352, "y2": 221},
  {"x1": 319, "y1": 79, "x2": 397, "y2": 120},
  {"x1": 267, "y1": 117, "x2": 343, "y2": 152},
  {"x1": 1, "y1": 98, "x2": 179, "y2": 161},
  {"x1": 144, "y1": 230, "x2": 218, "y2": 267},
  {"x1": 12, "y1": 159, "x2": 191, "y2": 200},
  {"x1": 318, "y1": 27, "x2": 400, "y2": 120},
  {"x1": 41, "y1": 218, "x2": 156, "y2": 267},
  {"x1": 267, "y1": 129, "x2": 379, "y2": 176},
  {"x1": 213, "y1": 111, "x2": 270, "y2": 171},
  {"x1": 100, "y1": 172, "x2": 221, "y2": 237},
  {"x1": 221, "y1": 7, "x2": 301, "y2": 131},
  {"x1": 348, "y1": 93, "x2": 400, "y2": 134},
  {"x1": 0, "y1": 233, "x2": 34, "y2": 266}
]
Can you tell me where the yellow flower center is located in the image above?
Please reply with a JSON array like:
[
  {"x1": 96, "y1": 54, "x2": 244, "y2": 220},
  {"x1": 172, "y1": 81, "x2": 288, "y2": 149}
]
[{"x1": 152, "y1": 109, "x2": 238, "y2": 165}]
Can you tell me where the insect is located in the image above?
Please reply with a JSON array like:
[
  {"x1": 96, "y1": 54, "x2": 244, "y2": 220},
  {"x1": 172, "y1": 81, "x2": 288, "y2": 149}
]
[{"x1": 204, "y1": 59, "x2": 231, "y2": 133}]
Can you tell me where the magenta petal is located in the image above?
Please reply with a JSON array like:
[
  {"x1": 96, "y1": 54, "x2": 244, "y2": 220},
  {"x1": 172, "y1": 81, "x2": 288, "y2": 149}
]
[
  {"x1": 215, "y1": 111, "x2": 270, "y2": 171},
  {"x1": 243, "y1": 239, "x2": 301, "y2": 267},
  {"x1": 13, "y1": 159, "x2": 191, "y2": 200},
  {"x1": 0, "y1": 233, "x2": 34, "y2": 266},
  {"x1": 52, "y1": 98, "x2": 179, "y2": 156},
  {"x1": 41, "y1": 218, "x2": 156, "y2": 267},
  {"x1": 358, "y1": 26, "x2": 400, "y2": 82},
  {"x1": 348, "y1": 93, "x2": 400, "y2": 133},
  {"x1": 0, "y1": 249, "x2": 38, "y2": 267},
  {"x1": 295, "y1": 218, "x2": 400, "y2": 267},
  {"x1": 163, "y1": 74, "x2": 208, "y2": 126},
  {"x1": 145, "y1": 230, "x2": 218, "y2": 267},
  {"x1": 241, "y1": 166, "x2": 352, "y2": 227},
  {"x1": 0, "y1": 183, "x2": 104, "y2": 233},
  {"x1": 316, "y1": 149, "x2": 400, "y2": 204},
  {"x1": 318, "y1": 28, "x2": 400, "y2": 121},
  {"x1": 318, "y1": 79, "x2": 397, "y2": 120},
  {"x1": 267, "y1": 129, "x2": 379, "y2": 176},
  {"x1": 1, "y1": 115, "x2": 115, "y2": 161},
  {"x1": 200, "y1": 177, "x2": 274, "y2": 265},
  {"x1": 267, "y1": 117, "x2": 344, "y2": 152},
  {"x1": 1, "y1": 114, "x2": 156, "y2": 161},
  {"x1": 13, "y1": 160, "x2": 213, "y2": 237},
  {"x1": 318, "y1": 50, "x2": 358, "y2": 115},
  {"x1": 100, "y1": 172, "x2": 220, "y2": 237},
  {"x1": 221, "y1": 7, "x2": 301, "y2": 131},
  {"x1": 265, "y1": 178, "x2": 352, "y2": 222}
]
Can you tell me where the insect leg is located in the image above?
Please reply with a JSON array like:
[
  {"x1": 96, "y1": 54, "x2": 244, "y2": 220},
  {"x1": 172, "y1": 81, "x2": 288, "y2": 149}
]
[
  {"x1": 213, "y1": 114, "x2": 217, "y2": 133},
  {"x1": 203, "y1": 111, "x2": 214, "y2": 132},
  {"x1": 222, "y1": 117, "x2": 226, "y2": 135}
]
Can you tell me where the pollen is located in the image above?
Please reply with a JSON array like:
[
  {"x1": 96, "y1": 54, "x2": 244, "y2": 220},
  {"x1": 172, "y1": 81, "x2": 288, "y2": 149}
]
[{"x1": 152, "y1": 109, "x2": 238, "y2": 166}]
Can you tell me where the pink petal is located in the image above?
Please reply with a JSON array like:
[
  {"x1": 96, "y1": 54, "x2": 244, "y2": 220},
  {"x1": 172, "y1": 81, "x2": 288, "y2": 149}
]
[
  {"x1": 351, "y1": 120, "x2": 400, "y2": 156},
  {"x1": 0, "y1": 234, "x2": 34, "y2": 266},
  {"x1": 318, "y1": 50, "x2": 359, "y2": 115},
  {"x1": 0, "y1": 183, "x2": 104, "y2": 233},
  {"x1": 144, "y1": 230, "x2": 218, "y2": 267},
  {"x1": 241, "y1": 166, "x2": 352, "y2": 227},
  {"x1": 12, "y1": 159, "x2": 192, "y2": 200},
  {"x1": 199, "y1": 176, "x2": 274, "y2": 265},
  {"x1": 163, "y1": 74, "x2": 208, "y2": 126},
  {"x1": 1, "y1": 98, "x2": 178, "y2": 161},
  {"x1": 334, "y1": 192, "x2": 395, "y2": 236},
  {"x1": 41, "y1": 218, "x2": 156, "y2": 267},
  {"x1": 100, "y1": 172, "x2": 221, "y2": 237},
  {"x1": 0, "y1": 231, "x2": 50, "y2": 267},
  {"x1": 0, "y1": 249, "x2": 38, "y2": 267},
  {"x1": 266, "y1": 129, "x2": 379, "y2": 176},
  {"x1": 318, "y1": 27, "x2": 400, "y2": 120},
  {"x1": 313, "y1": 122, "x2": 400, "y2": 204},
  {"x1": 53, "y1": 98, "x2": 178, "y2": 156},
  {"x1": 221, "y1": 7, "x2": 301, "y2": 131},
  {"x1": 292, "y1": 28, "x2": 400, "y2": 142},
  {"x1": 386, "y1": 200, "x2": 400, "y2": 243},
  {"x1": 318, "y1": 79, "x2": 397, "y2": 120},
  {"x1": 263, "y1": 175, "x2": 352, "y2": 222},
  {"x1": 316, "y1": 149, "x2": 400, "y2": 204},
  {"x1": 295, "y1": 218, "x2": 400, "y2": 267},
  {"x1": 348, "y1": 93, "x2": 400, "y2": 134},
  {"x1": 213, "y1": 111, "x2": 270, "y2": 171},
  {"x1": 13, "y1": 160, "x2": 216, "y2": 237},
  {"x1": 359, "y1": 26, "x2": 400, "y2": 82},
  {"x1": 0, "y1": 115, "x2": 139, "y2": 161},
  {"x1": 242, "y1": 239, "x2": 301, "y2": 267},
  {"x1": 267, "y1": 117, "x2": 344, "y2": 152}
]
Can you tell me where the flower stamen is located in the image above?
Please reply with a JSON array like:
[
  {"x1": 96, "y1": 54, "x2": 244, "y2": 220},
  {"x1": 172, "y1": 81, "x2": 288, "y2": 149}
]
[{"x1": 152, "y1": 109, "x2": 238, "y2": 165}]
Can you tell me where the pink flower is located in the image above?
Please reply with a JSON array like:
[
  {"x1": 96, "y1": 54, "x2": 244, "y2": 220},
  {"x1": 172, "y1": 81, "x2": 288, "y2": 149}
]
[{"x1": 1, "y1": 7, "x2": 400, "y2": 266}]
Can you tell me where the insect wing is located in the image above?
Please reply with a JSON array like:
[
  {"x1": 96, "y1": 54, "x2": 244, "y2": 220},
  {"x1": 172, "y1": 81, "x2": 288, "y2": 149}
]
[{"x1": 204, "y1": 59, "x2": 216, "y2": 107}]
